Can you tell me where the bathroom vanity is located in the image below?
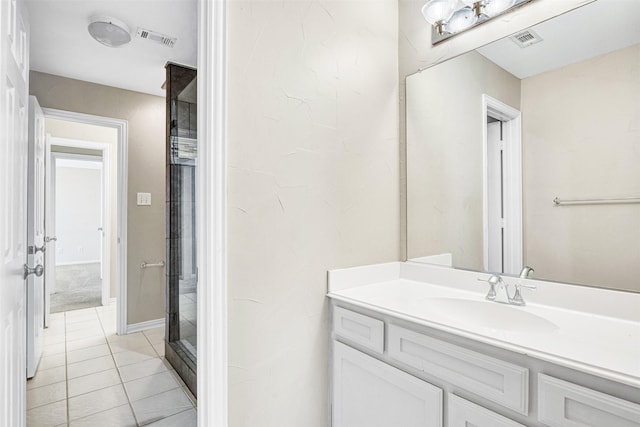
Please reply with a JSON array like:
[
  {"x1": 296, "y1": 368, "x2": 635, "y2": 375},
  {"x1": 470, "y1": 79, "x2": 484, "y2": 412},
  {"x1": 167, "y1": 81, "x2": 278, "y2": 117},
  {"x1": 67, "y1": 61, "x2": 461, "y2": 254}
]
[{"x1": 327, "y1": 262, "x2": 640, "y2": 427}]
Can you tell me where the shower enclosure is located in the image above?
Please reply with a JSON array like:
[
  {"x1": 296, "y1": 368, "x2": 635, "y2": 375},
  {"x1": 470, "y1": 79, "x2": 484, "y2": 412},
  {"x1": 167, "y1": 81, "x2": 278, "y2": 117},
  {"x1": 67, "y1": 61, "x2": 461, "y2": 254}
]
[{"x1": 165, "y1": 63, "x2": 197, "y2": 396}]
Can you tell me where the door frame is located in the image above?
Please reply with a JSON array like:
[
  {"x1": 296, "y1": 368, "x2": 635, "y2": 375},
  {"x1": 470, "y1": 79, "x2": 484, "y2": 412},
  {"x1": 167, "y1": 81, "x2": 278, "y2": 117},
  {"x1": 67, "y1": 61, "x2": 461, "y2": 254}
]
[
  {"x1": 49, "y1": 148, "x2": 109, "y2": 306},
  {"x1": 481, "y1": 94, "x2": 523, "y2": 275},
  {"x1": 198, "y1": 0, "x2": 228, "y2": 425},
  {"x1": 43, "y1": 108, "x2": 128, "y2": 335}
]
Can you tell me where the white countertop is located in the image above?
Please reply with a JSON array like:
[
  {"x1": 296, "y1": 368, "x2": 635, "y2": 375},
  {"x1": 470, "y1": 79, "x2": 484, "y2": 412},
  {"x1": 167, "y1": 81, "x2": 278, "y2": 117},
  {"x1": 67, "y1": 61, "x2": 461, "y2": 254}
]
[{"x1": 327, "y1": 262, "x2": 640, "y2": 389}]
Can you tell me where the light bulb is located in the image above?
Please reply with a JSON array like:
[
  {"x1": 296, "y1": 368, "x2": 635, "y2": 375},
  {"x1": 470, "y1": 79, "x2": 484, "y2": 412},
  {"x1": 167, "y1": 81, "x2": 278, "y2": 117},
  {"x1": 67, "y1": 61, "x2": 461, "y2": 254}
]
[
  {"x1": 421, "y1": 0, "x2": 457, "y2": 25},
  {"x1": 446, "y1": 7, "x2": 478, "y2": 34},
  {"x1": 485, "y1": 0, "x2": 516, "y2": 16}
]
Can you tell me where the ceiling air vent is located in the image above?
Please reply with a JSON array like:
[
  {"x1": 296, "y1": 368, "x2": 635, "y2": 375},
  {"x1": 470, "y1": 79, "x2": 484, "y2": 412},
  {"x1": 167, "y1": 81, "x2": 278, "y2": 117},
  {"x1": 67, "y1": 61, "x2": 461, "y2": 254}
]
[
  {"x1": 135, "y1": 28, "x2": 177, "y2": 48},
  {"x1": 510, "y1": 29, "x2": 543, "y2": 48}
]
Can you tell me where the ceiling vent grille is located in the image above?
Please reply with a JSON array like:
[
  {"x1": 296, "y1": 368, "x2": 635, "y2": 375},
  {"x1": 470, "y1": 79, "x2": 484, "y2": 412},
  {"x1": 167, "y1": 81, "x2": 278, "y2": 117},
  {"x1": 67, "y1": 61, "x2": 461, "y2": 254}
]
[
  {"x1": 510, "y1": 29, "x2": 543, "y2": 48},
  {"x1": 135, "y1": 28, "x2": 177, "y2": 48}
]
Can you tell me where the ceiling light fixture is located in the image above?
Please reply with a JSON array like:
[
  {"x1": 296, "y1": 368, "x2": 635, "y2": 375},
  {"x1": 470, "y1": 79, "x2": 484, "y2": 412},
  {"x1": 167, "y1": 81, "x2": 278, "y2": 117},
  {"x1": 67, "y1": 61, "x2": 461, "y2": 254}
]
[
  {"x1": 423, "y1": 0, "x2": 532, "y2": 44},
  {"x1": 88, "y1": 15, "x2": 132, "y2": 48}
]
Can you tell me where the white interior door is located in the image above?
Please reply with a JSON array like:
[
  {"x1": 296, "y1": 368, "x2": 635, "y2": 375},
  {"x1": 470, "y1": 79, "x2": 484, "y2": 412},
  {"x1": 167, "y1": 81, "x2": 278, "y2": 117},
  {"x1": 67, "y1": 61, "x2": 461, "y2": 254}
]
[
  {"x1": 487, "y1": 120, "x2": 504, "y2": 273},
  {"x1": 0, "y1": 0, "x2": 30, "y2": 424},
  {"x1": 43, "y1": 135, "x2": 56, "y2": 327},
  {"x1": 27, "y1": 96, "x2": 45, "y2": 378}
]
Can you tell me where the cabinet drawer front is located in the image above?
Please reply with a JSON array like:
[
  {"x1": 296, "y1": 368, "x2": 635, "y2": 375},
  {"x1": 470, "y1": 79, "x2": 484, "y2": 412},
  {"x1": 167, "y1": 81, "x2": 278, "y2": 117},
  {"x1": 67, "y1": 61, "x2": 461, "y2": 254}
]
[
  {"x1": 448, "y1": 394, "x2": 526, "y2": 427},
  {"x1": 333, "y1": 306, "x2": 384, "y2": 354},
  {"x1": 538, "y1": 374, "x2": 640, "y2": 427},
  {"x1": 333, "y1": 341, "x2": 443, "y2": 427},
  {"x1": 388, "y1": 325, "x2": 529, "y2": 414}
]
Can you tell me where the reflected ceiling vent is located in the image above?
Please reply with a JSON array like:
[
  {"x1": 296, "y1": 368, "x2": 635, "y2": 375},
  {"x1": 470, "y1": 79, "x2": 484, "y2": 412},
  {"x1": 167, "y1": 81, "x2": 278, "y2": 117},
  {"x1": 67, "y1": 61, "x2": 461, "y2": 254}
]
[
  {"x1": 510, "y1": 29, "x2": 543, "y2": 48},
  {"x1": 135, "y1": 28, "x2": 177, "y2": 48}
]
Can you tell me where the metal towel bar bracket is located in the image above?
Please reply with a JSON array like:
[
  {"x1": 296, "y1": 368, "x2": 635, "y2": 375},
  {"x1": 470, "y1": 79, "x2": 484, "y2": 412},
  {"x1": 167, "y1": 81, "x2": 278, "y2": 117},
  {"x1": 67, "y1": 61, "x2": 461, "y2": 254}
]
[
  {"x1": 141, "y1": 261, "x2": 165, "y2": 269},
  {"x1": 553, "y1": 197, "x2": 640, "y2": 206}
]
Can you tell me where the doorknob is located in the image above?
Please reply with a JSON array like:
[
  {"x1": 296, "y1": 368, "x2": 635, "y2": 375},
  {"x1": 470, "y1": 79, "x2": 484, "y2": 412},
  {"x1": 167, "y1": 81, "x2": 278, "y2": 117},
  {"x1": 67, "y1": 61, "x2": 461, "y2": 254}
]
[
  {"x1": 28, "y1": 244, "x2": 46, "y2": 254},
  {"x1": 44, "y1": 236, "x2": 57, "y2": 243},
  {"x1": 24, "y1": 264, "x2": 44, "y2": 280},
  {"x1": 97, "y1": 227, "x2": 103, "y2": 231}
]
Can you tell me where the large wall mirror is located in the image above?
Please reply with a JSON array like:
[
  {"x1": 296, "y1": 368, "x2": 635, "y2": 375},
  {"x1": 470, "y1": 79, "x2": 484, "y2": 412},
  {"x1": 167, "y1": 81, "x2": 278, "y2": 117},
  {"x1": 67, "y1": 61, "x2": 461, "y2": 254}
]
[{"x1": 406, "y1": 0, "x2": 640, "y2": 292}]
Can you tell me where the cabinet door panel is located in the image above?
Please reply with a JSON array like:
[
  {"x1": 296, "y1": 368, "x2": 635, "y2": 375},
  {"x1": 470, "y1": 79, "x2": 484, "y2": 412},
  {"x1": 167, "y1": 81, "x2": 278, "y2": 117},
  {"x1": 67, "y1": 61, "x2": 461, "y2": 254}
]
[
  {"x1": 448, "y1": 394, "x2": 525, "y2": 427},
  {"x1": 538, "y1": 375, "x2": 640, "y2": 427},
  {"x1": 333, "y1": 306, "x2": 384, "y2": 354},
  {"x1": 388, "y1": 324, "x2": 529, "y2": 415},
  {"x1": 333, "y1": 341, "x2": 442, "y2": 427}
]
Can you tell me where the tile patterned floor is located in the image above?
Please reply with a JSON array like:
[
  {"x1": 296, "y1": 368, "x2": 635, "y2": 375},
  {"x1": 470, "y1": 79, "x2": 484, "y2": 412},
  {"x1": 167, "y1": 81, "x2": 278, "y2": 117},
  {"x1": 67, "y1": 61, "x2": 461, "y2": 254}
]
[{"x1": 27, "y1": 304, "x2": 197, "y2": 427}]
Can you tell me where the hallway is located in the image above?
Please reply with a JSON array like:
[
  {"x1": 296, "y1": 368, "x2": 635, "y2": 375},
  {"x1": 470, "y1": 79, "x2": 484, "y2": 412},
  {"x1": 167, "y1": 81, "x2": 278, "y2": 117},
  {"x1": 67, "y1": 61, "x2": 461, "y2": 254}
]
[{"x1": 26, "y1": 304, "x2": 196, "y2": 426}]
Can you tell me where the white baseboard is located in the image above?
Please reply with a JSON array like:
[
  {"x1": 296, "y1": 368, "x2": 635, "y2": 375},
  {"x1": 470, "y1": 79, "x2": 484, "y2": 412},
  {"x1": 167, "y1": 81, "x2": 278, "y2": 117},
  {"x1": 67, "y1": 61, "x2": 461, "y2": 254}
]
[
  {"x1": 56, "y1": 260, "x2": 101, "y2": 266},
  {"x1": 126, "y1": 318, "x2": 164, "y2": 334}
]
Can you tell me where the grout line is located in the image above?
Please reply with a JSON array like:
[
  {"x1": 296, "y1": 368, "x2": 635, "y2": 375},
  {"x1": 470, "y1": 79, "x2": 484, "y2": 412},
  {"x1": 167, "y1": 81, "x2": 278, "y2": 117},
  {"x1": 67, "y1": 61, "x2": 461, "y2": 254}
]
[
  {"x1": 97, "y1": 303, "x2": 142, "y2": 427},
  {"x1": 67, "y1": 403, "x2": 131, "y2": 425}
]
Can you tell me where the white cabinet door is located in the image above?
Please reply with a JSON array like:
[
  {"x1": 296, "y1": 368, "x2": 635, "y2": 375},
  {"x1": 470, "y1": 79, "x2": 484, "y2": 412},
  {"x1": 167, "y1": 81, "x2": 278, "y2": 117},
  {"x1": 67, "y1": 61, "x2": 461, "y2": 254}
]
[
  {"x1": 448, "y1": 394, "x2": 526, "y2": 427},
  {"x1": 0, "y1": 0, "x2": 29, "y2": 424},
  {"x1": 333, "y1": 340, "x2": 442, "y2": 427}
]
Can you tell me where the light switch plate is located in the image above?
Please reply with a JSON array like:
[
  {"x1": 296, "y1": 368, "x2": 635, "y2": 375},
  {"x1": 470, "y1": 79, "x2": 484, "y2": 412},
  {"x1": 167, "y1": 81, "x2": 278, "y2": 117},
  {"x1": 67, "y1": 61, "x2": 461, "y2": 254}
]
[{"x1": 137, "y1": 192, "x2": 152, "y2": 206}]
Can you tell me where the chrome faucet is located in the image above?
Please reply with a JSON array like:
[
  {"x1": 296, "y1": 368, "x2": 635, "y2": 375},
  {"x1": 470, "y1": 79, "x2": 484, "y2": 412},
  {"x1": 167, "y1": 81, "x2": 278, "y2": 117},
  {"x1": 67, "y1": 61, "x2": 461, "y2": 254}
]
[
  {"x1": 478, "y1": 273, "x2": 537, "y2": 306},
  {"x1": 519, "y1": 266, "x2": 535, "y2": 279},
  {"x1": 478, "y1": 274, "x2": 510, "y2": 304}
]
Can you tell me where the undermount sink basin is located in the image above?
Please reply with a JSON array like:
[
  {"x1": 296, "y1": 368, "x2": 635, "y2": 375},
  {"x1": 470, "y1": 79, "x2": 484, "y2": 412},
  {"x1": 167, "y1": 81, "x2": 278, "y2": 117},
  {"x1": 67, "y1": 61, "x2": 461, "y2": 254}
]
[{"x1": 419, "y1": 297, "x2": 559, "y2": 334}]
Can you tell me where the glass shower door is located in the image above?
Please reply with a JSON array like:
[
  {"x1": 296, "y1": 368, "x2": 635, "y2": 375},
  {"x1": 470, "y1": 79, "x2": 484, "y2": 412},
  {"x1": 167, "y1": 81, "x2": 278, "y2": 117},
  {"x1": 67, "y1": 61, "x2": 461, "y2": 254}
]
[{"x1": 165, "y1": 63, "x2": 197, "y2": 397}]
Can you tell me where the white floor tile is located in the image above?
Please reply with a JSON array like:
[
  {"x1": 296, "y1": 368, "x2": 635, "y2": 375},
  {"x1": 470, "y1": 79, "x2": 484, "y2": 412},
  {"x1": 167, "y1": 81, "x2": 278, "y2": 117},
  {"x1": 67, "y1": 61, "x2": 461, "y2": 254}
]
[
  {"x1": 68, "y1": 384, "x2": 128, "y2": 420},
  {"x1": 27, "y1": 365, "x2": 66, "y2": 390},
  {"x1": 68, "y1": 368, "x2": 122, "y2": 397},
  {"x1": 26, "y1": 381, "x2": 66, "y2": 410},
  {"x1": 65, "y1": 319, "x2": 102, "y2": 333},
  {"x1": 65, "y1": 327, "x2": 105, "y2": 342},
  {"x1": 112, "y1": 346, "x2": 158, "y2": 367},
  {"x1": 182, "y1": 386, "x2": 197, "y2": 407},
  {"x1": 117, "y1": 357, "x2": 171, "y2": 383},
  {"x1": 67, "y1": 343, "x2": 111, "y2": 364},
  {"x1": 66, "y1": 335, "x2": 107, "y2": 352},
  {"x1": 146, "y1": 408, "x2": 196, "y2": 426},
  {"x1": 108, "y1": 333, "x2": 152, "y2": 353},
  {"x1": 124, "y1": 371, "x2": 181, "y2": 402},
  {"x1": 42, "y1": 342, "x2": 66, "y2": 357},
  {"x1": 26, "y1": 399, "x2": 67, "y2": 427},
  {"x1": 69, "y1": 403, "x2": 136, "y2": 427},
  {"x1": 168, "y1": 370, "x2": 186, "y2": 388},
  {"x1": 67, "y1": 355, "x2": 116, "y2": 379},
  {"x1": 131, "y1": 388, "x2": 193, "y2": 426},
  {"x1": 152, "y1": 342, "x2": 165, "y2": 357},
  {"x1": 28, "y1": 304, "x2": 199, "y2": 426},
  {"x1": 37, "y1": 353, "x2": 66, "y2": 371},
  {"x1": 43, "y1": 332, "x2": 66, "y2": 345},
  {"x1": 142, "y1": 326, "x2": 165, "y2": 340},
  {"x1": 65, "y1": 313, "x2": 99, "y2": 325}
]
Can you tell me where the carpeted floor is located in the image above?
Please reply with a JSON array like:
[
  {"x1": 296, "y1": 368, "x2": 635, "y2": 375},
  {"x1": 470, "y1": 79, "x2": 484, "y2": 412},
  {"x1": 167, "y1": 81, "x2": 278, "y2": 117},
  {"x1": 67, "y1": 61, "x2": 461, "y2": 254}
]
[{"x1": 51, "y1": 263, "x2": 102, "y2": 313}]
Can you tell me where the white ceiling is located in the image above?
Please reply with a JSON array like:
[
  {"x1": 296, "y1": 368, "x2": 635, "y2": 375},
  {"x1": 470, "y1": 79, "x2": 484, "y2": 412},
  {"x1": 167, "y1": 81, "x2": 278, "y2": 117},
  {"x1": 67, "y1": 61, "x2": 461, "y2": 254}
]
[
  {"x1": 477, "y1": 0, "x2": 640, "y2": 79},
  {"x1": 26, "y1": 0, "x2": 197, "y2": 97}
]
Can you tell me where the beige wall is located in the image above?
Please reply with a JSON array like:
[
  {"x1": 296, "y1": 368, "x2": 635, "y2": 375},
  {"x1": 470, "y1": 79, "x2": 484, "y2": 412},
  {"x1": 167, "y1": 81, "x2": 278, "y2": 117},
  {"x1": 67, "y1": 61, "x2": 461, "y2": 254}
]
[
  {"x1": 48, "y1": 121, "x2": 118, "y2": 298},
  {"x1": 522, "y1": 44, "x2": 640, "y2": 291},
  {"x1": 406, "y1": 51, "x2": 521, "y2": 269},
  {"x1": 31, "y1": 71, "x2": 166, "y2": 325},
  {"x1": 399, "y1": 0, "x2": 594, "y2": 259},
  {"x1": 227, "y1": 0, "x2": 399, "y2": 425}
]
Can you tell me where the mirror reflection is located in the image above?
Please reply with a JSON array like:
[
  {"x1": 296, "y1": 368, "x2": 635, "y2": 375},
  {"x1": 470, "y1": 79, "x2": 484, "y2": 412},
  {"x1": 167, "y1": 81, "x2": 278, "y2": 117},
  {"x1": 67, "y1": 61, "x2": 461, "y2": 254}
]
[{"x1": 406, "y1": 0, "x2": 640, "y2": 292}]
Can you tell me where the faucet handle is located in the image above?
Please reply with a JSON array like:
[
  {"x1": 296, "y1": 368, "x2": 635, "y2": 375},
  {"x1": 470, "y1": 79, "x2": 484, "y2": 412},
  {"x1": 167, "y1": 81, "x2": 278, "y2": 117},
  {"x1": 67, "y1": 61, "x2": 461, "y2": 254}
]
[
  {"x1": 477, "y1": 275, "x2": 501, "y2": 301},
  {"x1": 511, "y1": 282, "x2": 536, "y2": 306}
]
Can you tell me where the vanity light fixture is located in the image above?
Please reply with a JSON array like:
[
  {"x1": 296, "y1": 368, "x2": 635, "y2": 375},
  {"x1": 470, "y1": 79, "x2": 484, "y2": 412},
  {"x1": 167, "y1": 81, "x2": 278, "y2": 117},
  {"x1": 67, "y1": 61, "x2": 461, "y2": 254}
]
[
  {"x1": 88, "y1": 15, "x2": 132, "y2": 48},
  {"x1": 422, "y1": 0, "x2": 532, "y2": 44}
]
